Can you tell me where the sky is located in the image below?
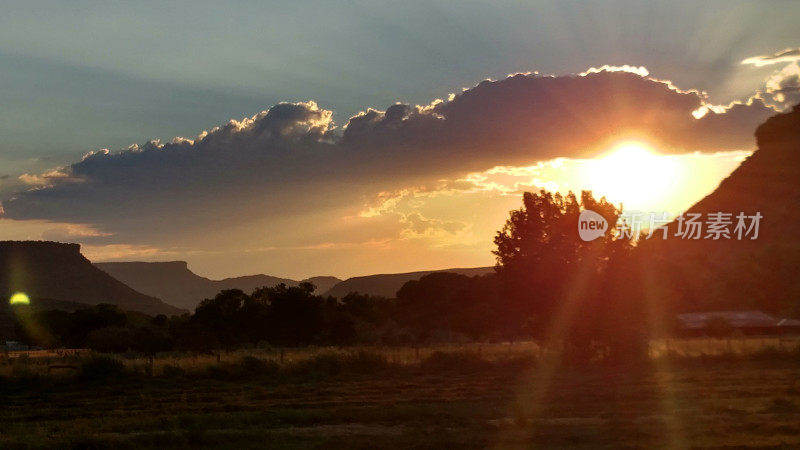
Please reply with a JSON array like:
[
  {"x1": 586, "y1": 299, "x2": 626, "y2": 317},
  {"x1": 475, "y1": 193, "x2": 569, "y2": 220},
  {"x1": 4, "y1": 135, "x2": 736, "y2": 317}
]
[{"x1": 0, "y1": 1, "x2": 798, "y2": 279}]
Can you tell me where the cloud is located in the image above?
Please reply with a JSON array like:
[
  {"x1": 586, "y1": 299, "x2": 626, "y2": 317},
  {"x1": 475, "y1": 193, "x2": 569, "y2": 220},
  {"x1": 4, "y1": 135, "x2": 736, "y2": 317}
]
[
  {"x1": 342, "y1": 71, "x2": 773, "y2": 164},
  {"x1": 0, "y1": 68, "x2": 776, "y2": 253},
  {"x1": 759, "y1": 62, "x2": 800, "y2": 110},
  {"x1": 0, "y1": 218, "x2": 112, "y2": 243},
  {"x1": 740, "y1": 48, "x2": 800, "y2": 111},
  {"x1": 18, "y1": 169, "x2": 74, "y2": 186},
  {"x1": 401, "y1": 212, "x2": 467, "y2": 238},
  {"x1": 742, "y1": 48, "x2": 800, "y2": 67},
  {"x1": 81, "y1": 244, "x2": 172, "y2": 262},
  {"x1": 580, "y1": 65, "x2": 650, "y2": 77}
]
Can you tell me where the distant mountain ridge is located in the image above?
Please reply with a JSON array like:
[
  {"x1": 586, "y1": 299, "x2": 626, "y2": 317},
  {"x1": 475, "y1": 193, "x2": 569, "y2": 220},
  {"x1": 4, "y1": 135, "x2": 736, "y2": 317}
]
[
  {"x1": 95, "y1": 261, "x2": 341, "y2": 310},
  {"x1": 323, "y1": 267, "x2": 495, "y2": 298},
  {"x1": 303, "y1": 276, "x2": 343, "y2": 294},
  {"x1": 0, "y1": 241, "x2": 183, "y2": 316}
]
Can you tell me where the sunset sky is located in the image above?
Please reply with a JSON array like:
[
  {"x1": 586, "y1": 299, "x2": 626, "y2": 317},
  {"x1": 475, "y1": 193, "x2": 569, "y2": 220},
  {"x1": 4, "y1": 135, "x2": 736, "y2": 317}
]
[{"x1": 1, "y1": 1, "x2": 799, "y2": 279}]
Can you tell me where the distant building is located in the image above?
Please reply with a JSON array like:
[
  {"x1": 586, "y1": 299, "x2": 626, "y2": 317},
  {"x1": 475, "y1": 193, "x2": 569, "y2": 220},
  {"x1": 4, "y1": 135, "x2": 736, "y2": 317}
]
[
  {"x1": 3, "y1": 341, "x2": 30, "y2": 351},
  {"x1": 676, "y1": 311, "x2": 800, "y2": 336}
]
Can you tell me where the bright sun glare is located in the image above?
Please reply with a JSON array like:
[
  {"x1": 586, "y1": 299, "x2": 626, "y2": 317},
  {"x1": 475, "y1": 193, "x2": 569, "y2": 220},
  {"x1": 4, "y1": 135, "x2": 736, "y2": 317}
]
[
  {"x1": 585, "y1": 141, "x2": 680, "y2": 211},
  {"x1": 9, "y1": 292, "x2": 30, "y2": 305}
]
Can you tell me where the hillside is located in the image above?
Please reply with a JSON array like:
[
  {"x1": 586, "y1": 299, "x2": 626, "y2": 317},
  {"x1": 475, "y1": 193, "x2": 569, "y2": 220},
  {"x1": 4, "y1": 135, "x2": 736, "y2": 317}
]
[
  {"x1": 95, "y1": 261, "x2": 341, "y2": 311},
  {"x1": 640, "y1": 104, "x2": 800, "y2": 316},
  {"x1": 0, "y1": 241, "x2": 184, "y2": 317},
  {"x1": 323, "y1": 267, "x2": 495, "y2": 298}
]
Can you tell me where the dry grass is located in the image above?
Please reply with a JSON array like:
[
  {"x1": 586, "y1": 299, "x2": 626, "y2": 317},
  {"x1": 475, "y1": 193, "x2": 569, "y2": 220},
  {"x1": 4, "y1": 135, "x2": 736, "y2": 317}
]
[
  {"x1": 0, "y1": 341, "x2": 540, "y2": 378},
  {"x1": 650, "y1": 336, "x2": 800, "y2": 358},
  {"x1": 3, "y1": 337, "x2": 799, "y2": 379}
]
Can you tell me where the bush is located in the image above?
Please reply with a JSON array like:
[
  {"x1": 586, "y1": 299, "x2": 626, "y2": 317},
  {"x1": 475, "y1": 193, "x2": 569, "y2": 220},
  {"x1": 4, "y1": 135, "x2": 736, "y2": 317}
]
[{"x1": 79, "y1": 355, "x2": 127, "y2": 381}]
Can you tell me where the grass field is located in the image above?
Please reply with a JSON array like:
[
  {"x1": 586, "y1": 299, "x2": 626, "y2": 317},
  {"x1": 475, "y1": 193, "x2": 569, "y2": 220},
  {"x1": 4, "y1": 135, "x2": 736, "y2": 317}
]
[{"x1": 2, "y1": 340, "x2": 800, "y2": 449}]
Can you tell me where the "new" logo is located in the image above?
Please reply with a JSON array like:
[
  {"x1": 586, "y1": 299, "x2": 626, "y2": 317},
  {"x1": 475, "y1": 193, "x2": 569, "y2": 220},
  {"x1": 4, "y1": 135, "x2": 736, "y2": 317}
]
[{"x1": 578, "y1": 210, "x2": 608, "y2": 241}]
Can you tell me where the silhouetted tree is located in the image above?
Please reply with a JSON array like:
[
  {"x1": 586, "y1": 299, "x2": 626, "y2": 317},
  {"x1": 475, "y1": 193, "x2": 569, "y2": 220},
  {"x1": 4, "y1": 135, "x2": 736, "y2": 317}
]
[
  {"x1": 192, "y1": 289, "x2": 250, "y2": 349},
  {"x1": 396, "y1": 273, "x2": 499, "y2": 341},
  {"x1": 132, "y1": 324, "x2": 174, "y2": 355},
  {"x1": 15, "y1": 304, "x2": 129, "y2": 348},
  {"x1": 86, "y1": 326, "x2": 132, "y2": 353},
  {"x1": 327, "y1": 314, "x2": 358, "y2": 345},
  {"x1": 493, "y1": 189, "x2": 643, "y2": 362},
  {"x1": 254, "y1": 282, "x2": 325, "y2": 346},
  {"x1": 340, "y1": 292, "x2": 393, "y2": 324}
]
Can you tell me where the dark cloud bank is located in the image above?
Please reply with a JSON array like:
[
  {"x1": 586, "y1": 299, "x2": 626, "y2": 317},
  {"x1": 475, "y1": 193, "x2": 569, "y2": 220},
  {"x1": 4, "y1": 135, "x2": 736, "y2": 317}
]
[{"x1": 0, "y1": 70, "x2": 776, "y2": 242}]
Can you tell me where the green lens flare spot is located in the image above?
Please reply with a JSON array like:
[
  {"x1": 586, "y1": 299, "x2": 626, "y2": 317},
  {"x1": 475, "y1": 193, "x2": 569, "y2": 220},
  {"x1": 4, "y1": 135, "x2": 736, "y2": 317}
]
[{"x1": 9, "y1": 292, "x2": 30, "y2": 305}]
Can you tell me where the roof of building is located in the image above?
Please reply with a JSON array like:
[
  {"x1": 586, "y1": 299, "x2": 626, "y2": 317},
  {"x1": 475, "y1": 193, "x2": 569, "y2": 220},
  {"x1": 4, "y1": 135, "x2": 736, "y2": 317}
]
[{"x1": 677, "y1": 311, "x2": 800, "y2": 329}]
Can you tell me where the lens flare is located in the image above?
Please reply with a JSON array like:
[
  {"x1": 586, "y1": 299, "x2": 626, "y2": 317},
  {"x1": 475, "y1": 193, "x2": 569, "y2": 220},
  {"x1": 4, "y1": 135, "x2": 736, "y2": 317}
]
[{"x1": 9, "y1": 292, "x2": 30, "y2": 305}]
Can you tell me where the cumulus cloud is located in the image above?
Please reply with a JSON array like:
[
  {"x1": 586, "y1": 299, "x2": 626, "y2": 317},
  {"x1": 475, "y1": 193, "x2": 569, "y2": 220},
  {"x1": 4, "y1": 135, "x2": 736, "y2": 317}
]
[
  {"x1": 342, "y1": 71, "x2": 773, "y2": 165},
  {"x1": 759, "y1": 62, "x2": 800, "y2": 110},
  {"x1": 0, "y1": 69, "x2": 776, "y2": 252},
  {"x1": 741, "y1": 48, "x2": 800, "y2": 111}
]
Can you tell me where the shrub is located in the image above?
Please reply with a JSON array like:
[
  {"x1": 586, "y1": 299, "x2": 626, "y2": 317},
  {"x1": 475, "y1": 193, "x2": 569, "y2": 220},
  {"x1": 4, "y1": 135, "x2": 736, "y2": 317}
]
[{"x1": 79, "y1": 355, "x2": 127, "y2": 381}]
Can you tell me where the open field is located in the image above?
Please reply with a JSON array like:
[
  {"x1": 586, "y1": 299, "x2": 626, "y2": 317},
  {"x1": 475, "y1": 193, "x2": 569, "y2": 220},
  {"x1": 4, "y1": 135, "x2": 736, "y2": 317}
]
[{"x1": 2, "y1": 340, "x2": 800, "y2": 449}]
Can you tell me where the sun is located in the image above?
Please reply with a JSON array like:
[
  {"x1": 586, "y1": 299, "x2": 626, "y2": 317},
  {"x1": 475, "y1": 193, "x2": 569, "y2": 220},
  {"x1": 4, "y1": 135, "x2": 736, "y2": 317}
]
[{"x1": 584, "y1": 141, "x2": 680, "y2": 210}]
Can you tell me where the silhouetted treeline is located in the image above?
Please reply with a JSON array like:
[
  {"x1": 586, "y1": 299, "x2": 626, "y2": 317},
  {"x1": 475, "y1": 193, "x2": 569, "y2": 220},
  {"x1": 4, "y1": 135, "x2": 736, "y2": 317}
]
[
  {"x1": 14, "y1": 284, "x2": 396, "y2": 352},
  {"x1": 14, "y1": 190, "x2": 649, "y2": 364}
]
